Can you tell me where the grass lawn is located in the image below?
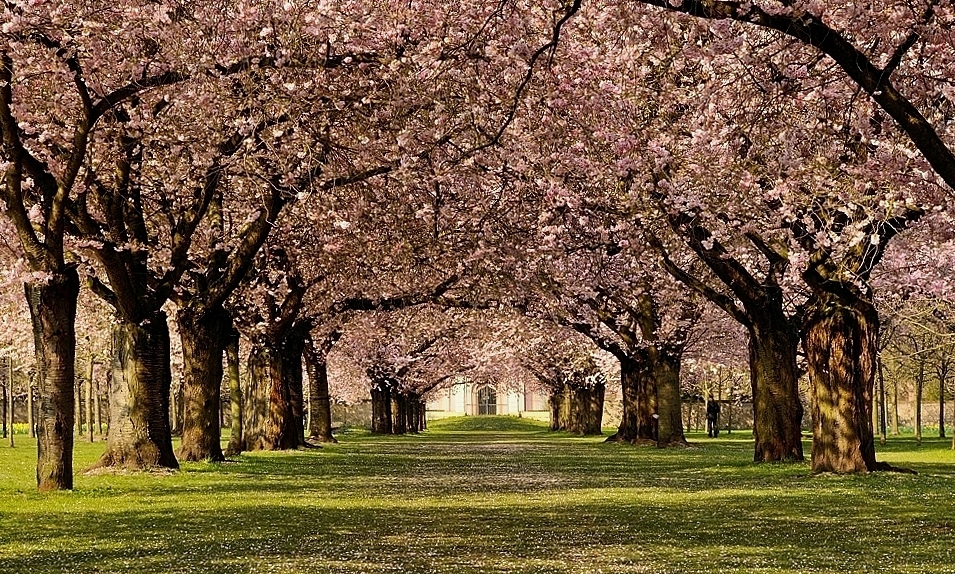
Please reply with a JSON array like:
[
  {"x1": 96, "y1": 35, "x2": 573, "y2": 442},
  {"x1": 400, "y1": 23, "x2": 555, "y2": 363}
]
[{"x1": 2, "y1": 417, "x2": 955, "y2": 573}]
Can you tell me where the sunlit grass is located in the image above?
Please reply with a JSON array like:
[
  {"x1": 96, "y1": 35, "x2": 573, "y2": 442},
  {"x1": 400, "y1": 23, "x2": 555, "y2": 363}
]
[{"x1": 2, "y1": 417, "x2": 955, "y2": 573}]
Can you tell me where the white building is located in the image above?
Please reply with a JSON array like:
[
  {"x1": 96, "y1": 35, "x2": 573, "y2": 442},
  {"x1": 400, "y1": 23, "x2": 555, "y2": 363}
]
[{"x1": 426, "y1": 381, "x2": 549, "y2": 419}]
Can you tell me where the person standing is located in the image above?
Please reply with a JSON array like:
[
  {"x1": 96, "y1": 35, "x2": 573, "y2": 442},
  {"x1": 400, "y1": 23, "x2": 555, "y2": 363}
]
[{"x1": 706, "y1": 396, "x2": 721, "y2": 438}]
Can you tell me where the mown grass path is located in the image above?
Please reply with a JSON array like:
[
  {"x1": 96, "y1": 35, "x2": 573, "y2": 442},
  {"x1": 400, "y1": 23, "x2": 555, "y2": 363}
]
[{"x1": 2, "y1": 417, "x2": 955, "y2": 573}]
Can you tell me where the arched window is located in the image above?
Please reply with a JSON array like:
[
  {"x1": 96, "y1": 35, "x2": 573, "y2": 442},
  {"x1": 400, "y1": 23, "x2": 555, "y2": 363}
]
[{"x1": 477, "y1": 385, "x2": 497, "y2": 415}]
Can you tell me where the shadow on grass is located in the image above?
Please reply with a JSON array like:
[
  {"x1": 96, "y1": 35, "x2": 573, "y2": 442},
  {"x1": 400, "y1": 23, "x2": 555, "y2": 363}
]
[
  {"x1": 4, "y1": 470, "x2": 955, "y2": 574},
  {"x1": 426, "y1": 415, "x2": 550, "y2": 433},
  {"x1": 3, "y1": 428, "x2": 955, "y2": 573}
]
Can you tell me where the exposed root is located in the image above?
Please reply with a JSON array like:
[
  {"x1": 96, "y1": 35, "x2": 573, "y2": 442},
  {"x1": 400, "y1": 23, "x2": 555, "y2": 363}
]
[{"x1": 86, "y1": 447, "x2": 179, "y2": 473}]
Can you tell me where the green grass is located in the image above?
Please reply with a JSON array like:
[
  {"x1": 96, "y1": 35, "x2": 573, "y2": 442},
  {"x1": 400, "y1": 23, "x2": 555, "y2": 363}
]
[{"x1": 2, "y1": 417, "x2": 955, "y2": 573}]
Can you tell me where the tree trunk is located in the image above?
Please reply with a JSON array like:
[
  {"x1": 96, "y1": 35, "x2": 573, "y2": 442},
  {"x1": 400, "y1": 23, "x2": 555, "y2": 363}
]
[
  {"x1": 370, "y1": 383, "x2": 392, "y2": 434},
  {"x1": 6, "y1": 359, "x2": 13, "y2": 447},
  {"x1": 634, "y1": 355, "x2": 658, "y2": 441},
  {"x1": 86, "y1": 357, "x2": 94, "y2": 443},
  {"x1": 407, "y1": 395, "x2": 423, "y2": 433},
  {"x1": 915, "y1": 365, "x2": 923, "y2": 446},
  {"x1": 25, "y1": 270, "x2": 80, "y2": 490},
  {"x1": 550, "y1": 382, "x2": 572, "y2": 430},
  {"x1": 940, "y1": 378, "x2": 946, "y2": 439},
  {"x1": 2, "y1": 372, "x2": 7, "y2": 439},
  {"x1": 27, "y1": 371, "x2": 35, "y2": 438},
  {"x1": 392, "y1": 392, "x2": 408, "y2": 435},
  {"x1": 281, "y1": 331, "x2": 307, "y2": 446},
  {"x1": 305, "y1": 345, "x2": 336, "y2": 443},
  {"x1": 654, "y1": 350, "x2": 686, "y2": 447},
  {"x1": 608, "y1": 357, "x2": 642, "y2": 441},
  {"x1": 169, "y1": 382, "x2": 179, "y2": 435},
  {"x1": 92, "y1": 314, "x2": 178, "y2": 470},
  {"x1": 878, "y1": 356, "x2": 887, "y2": 445},
  {"x1": 548, "y1": 389, "x2": 563, "y2": 431},
  {"x1": 891, "y1": 377, "x2": 900, "y2": 435},
  {"x1": 568, "y1": 382, "x2": 605, "y2": 436},
  {"x1": 177, "y1": 305, "x2": 229, "y2": 462},
  {"x1": 243, "y1": 344, "x2": 298, "y2": 451},
  {"x1": 74, "y1": 376, "x2": 82, "y2": 437},
  {"x1": 749, "y1": 320, "x2": 805, "y2": 462},
  {"x1": 224, "y1": 329, "x2": 243, "y2": 456},
  {"x1": 560, "y1": 383, "x2": 572, "y2": 429},
  {"x1": 802, "y1": 294, "x2": 879, "y2": 473}
]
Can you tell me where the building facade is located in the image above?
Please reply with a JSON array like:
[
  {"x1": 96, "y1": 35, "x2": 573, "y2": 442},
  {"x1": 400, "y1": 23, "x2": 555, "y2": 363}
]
[{"x1": 426, "y1": 382, "x2": 549, "y2": 419}]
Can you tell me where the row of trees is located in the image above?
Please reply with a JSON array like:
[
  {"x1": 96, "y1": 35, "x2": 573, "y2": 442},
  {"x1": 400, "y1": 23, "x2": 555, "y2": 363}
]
[{"x1": 3, "y1": 0, "x2": 955, "y2": 491}]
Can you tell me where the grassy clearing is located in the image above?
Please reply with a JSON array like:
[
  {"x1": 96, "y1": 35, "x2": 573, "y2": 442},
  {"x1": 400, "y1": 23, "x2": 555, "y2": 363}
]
[{"x1": 2, "y1": 417, "x2": 955, "y2": 573}]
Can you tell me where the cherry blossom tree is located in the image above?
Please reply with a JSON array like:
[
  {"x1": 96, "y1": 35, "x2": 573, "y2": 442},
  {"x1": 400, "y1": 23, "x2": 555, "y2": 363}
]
[
  {"x1": 514, "y1": 321, "x2": 610, "y2": 435},
  {"x1": 0, "y1": 1, "x2": 213, "y2": 488},
  {"x1": 610, "y1": 0, "x2": 954, "y2": 473}
]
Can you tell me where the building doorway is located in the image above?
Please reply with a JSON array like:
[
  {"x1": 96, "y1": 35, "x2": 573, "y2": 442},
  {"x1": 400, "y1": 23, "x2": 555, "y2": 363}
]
[{"x1": 477, "y1": 385, "x2": 497, "y2": 415}]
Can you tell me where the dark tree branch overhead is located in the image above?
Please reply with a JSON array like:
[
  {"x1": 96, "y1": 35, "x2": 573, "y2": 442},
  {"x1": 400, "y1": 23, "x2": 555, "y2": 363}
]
[
  {"x1": 629, "y1": 0, "x2": 955, "y2": 193},
  {"x1": 651, "y1": 238, "x2": 752, "y2": 328}
]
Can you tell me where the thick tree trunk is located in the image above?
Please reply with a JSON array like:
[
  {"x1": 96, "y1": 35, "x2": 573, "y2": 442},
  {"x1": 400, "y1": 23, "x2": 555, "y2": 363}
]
[
  {"x1": 243, "y1": 344, "x2": 298, "y2": 451},
  {"x1": 370, "y1": 384, "x2": 392, "y2": 434},
  {"x1": 305, "y1": 345, "x2": 336, "y2": 443},
  {"x1": 406, "y1": 394, "x2": 423, "y2": 433},
  {"x1": 392, "y1": 392, "x2": 408, "y2": 435},
  {"x1": 749, "y1": 320, "x2": 805, "y2": 462},
  {"x1": 224, "y1": 330, "x2": 243, "y2": 456},
  {"x1": 635, "y1": 356, "x2": 659, "y2": 441},
  {"x1": 567, "y1": 382, "x2": 605, "y2": 436},
  {"x1": 548, "y1": 383, "x2": 574, "y2": 431},
  {"x1": 281, "y1": 332, "x2": 308, "y2": 446},
  {"x1": 548, "y1": 390, "x2": 563, "y2": 431},
  {"x1": 654, "y1": 351, "x2": 686, "y2": 447},
  {"x1": 177, "y1": 305, "x2": 229, "y2": 462},
  {"x1": 803, "y1": 294, "x2": 879, "y2": 473},
  {"x1": 608, "y1": 357, "x2": 642, "y2": 441},
  {"x1": 93, "y1": 314, "x2": 178, "y2": 470}
]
